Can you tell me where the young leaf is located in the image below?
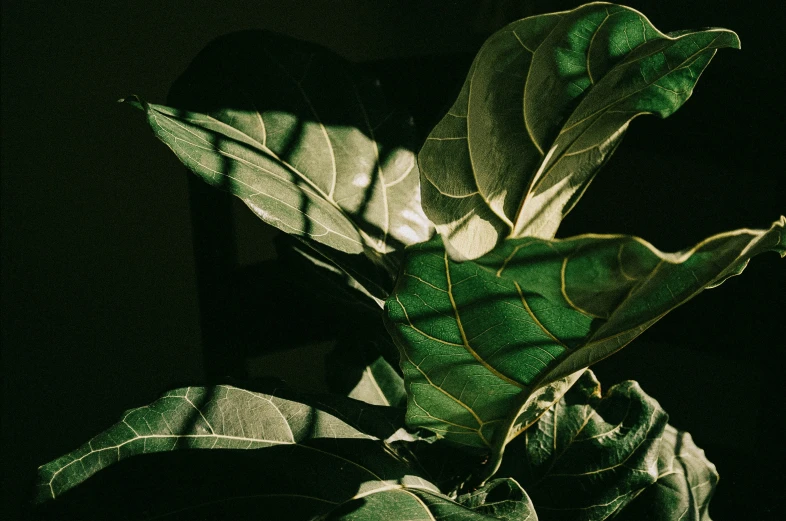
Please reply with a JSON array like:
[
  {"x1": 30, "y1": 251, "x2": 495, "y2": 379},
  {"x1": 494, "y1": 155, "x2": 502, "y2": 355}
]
[
  {"x1": 128, "y1": 30, "x2": 432, "y2": 260},
  {"x1": 498, "y1": 370, "x2": 669, "y2": 521},
  {"x1": 384, "y1": 219, "x2": 785, "y2": 452},
  {"x1": 613, "y1": 425, "x2": 719, "y2": 521},
  {"x1": 419, "y1": 2, "x2": 740, "y2": 259}
]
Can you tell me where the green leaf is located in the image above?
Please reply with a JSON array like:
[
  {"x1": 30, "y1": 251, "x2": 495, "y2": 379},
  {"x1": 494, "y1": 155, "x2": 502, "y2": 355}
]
[
  {"x1": 128, "y1": 30, "x2": 432, "y2": 259},
  {"x1": 327, "y1": 342, "x2": 407, "y2": 408},
  {"x1": 325, "y1": 488, "x2": 507, "y2": 520},
  {"x1": 614, "y1": 425, "x2": 719, "y2": 521},
  {"x1": 33, "y1": 384, "x2": 510, "y2": 520},
  {"x1": 499, "y1": 370, "x2": 669, "y2": 521},
  {"x1": 457, "y1": 478, "x2": 538, "y2": 521},
  {"x1": 384, "y1": 218, "x2": 785, "y2": 452},
  {"x1": 35, "y1": 385, "x2": 400, "y2": 504},
  {"x1": 418, "y1": 2, "x2": 740, "y2": 259}
]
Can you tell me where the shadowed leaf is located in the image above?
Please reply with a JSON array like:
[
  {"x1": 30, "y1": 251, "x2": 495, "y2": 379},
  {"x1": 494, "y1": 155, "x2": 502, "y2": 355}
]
[
  {"x1": 127, "y1": 30, "x2": 432, "y2": 295},
  {"x1": 33, "y1": 385, "x2": 518, "y2": 520},
  {"x1": 499, "y1": 370, "x2": 668, "y2": 521},
  {"x1": 385, "y1": 219, "x2": 785, "y2": 453},
  {"x1": 457, "y1": 478, "x2": 539, "y2": 520}
]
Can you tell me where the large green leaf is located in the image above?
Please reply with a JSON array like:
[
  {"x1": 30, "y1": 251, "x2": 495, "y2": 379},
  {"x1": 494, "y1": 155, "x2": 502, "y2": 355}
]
[
  {"x1": 129, "y1": 30, "x2": 432, "y2": 263},
  {"x1": 35, "y1": 385, "x2": 400, "y2": 504},
  {"x1": 499, "y1": 370, "x2": 670, "y2": 521},
  {"x1": 419, "y1": 2, "x2": 740, "y2": 259},
  {"x1": 384, "y1": 218, "x2": 785, "y2": 453},
  {"x1": 33, "y1": 384, "x2": 515, "y2": 520},
  {"x1": 614, "y1": 425, "x2": 719, "y2": 521}
]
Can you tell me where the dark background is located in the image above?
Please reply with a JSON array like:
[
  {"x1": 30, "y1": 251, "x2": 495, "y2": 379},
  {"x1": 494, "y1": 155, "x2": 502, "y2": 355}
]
[{"x1": 2, "y1": 1, "x2": 783, "y2": 519}]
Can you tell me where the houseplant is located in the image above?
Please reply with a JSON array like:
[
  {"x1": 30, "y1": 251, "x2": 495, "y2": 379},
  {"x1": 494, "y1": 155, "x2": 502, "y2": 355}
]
[{"x1": 33, "y1": 3, "x2": 784, "y2": 519}]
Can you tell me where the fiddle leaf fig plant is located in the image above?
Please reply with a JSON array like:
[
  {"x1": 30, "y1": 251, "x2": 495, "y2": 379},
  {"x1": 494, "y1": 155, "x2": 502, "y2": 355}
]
[{"x1": 34, "y1": 3, "x2": 784, "y2": 520}]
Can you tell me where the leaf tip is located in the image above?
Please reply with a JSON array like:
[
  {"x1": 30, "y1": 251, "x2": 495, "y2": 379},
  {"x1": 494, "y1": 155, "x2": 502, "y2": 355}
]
[{"x1": 118, "y1": 95, "x2": 146, "y2": 111}]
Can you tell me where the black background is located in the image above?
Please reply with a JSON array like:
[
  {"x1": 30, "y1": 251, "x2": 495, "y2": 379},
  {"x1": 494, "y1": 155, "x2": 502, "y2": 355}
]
[{"x1": 2, "y1": 1, "x2": 783, "y2": 519}]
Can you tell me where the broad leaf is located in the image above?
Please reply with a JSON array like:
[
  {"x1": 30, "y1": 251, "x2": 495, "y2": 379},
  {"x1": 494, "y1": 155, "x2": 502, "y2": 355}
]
[
  {"x1": 614, "y1": 425, "x2": 719, "y2": 521},
  {"x1": 419, "y1": 2, "x2": 740, "y2": 259},
  {"x1": 129, "y1": 30, "x2": 432, "y2": 268},
  {"x1": 34, "y1": 384, "x2": 507, "y2": 520},
  {"x1": 385, "y1": 218, "x2": 785, "y2": 451},
  {"x1": 457, "y1": 478, "x2": 538, "y2": 521},
  {"x1": 36, "y1": 385, "x2": 402, "y2": 503},
  {"x1": 499, "y1": 370, "x2": 669, "y2": 521}
]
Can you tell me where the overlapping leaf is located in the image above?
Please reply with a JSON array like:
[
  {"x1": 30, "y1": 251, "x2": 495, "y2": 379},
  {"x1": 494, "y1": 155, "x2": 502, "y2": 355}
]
[
  {"x1": 128, "y1": 30, "x2": 431, "y2": 283},
  {"x1": 499, "y1": 370, "x2": 667, "y2": 521},
  {"x1": 385, "y1": 218, "x2": 785, "y2": 451},
  {"x1": 419, "y1": 2, "x2": 740, "y2": 259},
  {"x1": 34, "y1": 384, "x2": 520, "y2": 520},
  {"x1": 457, "y1": 478, "x2": 538, "y2": 521},
  {"x1": 36, "y1": 385, "x2": 402, "y2": 503}
]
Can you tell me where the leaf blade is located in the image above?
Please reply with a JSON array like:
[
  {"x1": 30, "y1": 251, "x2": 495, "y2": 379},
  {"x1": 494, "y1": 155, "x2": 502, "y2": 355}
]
[
  {"x1": 419, "y1": 3, "x2": 740, "y2": 259},
  {"x1": 385, "y1": 218, "x2": 785, "y2": 451}
]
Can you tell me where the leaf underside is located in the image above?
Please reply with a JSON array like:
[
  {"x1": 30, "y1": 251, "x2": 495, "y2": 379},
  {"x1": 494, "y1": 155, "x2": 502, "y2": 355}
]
[
  {"x1": 129, "y1": 30, "x2": 432, "y2": 295},
  {"x1": 34, "y1": 385, "x2": 512, "y2": 520},
  {"x1": 419, "y1": 2, "x2": 740, "y2": 259},
  {"x1": 385, "y1": 219, "x2": 785, "y2": 450}
]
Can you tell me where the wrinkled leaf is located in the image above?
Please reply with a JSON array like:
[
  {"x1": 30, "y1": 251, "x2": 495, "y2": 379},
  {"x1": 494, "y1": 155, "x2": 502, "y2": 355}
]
[
  {"x1": 614, "y1": 425, "x2": 719, "y2": 521},
  {"x1": 499, "y1": 370, "x2": 667, "y2": 520},
  {"x1": 419, "y1": 2, "x2": 740, "y2": 259},
  {"x1": 385, "y1": 219, "x2": 785, "y2": 450},
  {"x1": 129, "y1": 30, "x2": 432, "y2": 269},
  {"x1": 457, "y1": 478, "x2": 538, "y2": 521}
]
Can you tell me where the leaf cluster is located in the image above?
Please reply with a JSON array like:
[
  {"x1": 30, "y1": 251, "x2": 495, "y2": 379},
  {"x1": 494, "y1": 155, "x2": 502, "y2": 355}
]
[{"x1": 34, "y1": 3, "x2": 784, "y2": 520}]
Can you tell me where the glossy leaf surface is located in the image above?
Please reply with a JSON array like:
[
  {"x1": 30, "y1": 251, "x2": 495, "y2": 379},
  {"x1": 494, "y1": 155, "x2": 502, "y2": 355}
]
[
  {"x1": 419, "y1": 2, "x2": 740, "y2": 259},
  {"x1": 130, "y1": 30, "x2": 431, "y2": 258},
  {"x1": 385, "y1": 219, "x2": 785, "y2": 450},
  {"x1": 500, "y1": 370, "x2": 667, "y2": 520}
]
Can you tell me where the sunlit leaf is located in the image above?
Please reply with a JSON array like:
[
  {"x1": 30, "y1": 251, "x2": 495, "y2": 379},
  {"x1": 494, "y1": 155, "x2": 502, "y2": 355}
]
[
  {"x1": 127, "y1": 30, "x2": 432, "y2": 282},
  {"x1": 327, "y1": 342, "x2": 407, "y2": 408},
  {"x1": 33, "y1": 384, "x2": 525, "y2": 520},
  {"x1": 35, "y1": 385, "x2": 403, "y2": 503},
  {"x1": 614, "y1": 425, "x2": 719, "y2": 521},
  {"x1": 419, "y1": 3, "x2": 740, "y2": 259},
  {"x1": 385, "y1": 218, "x2": 785, "y2": 451}
]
